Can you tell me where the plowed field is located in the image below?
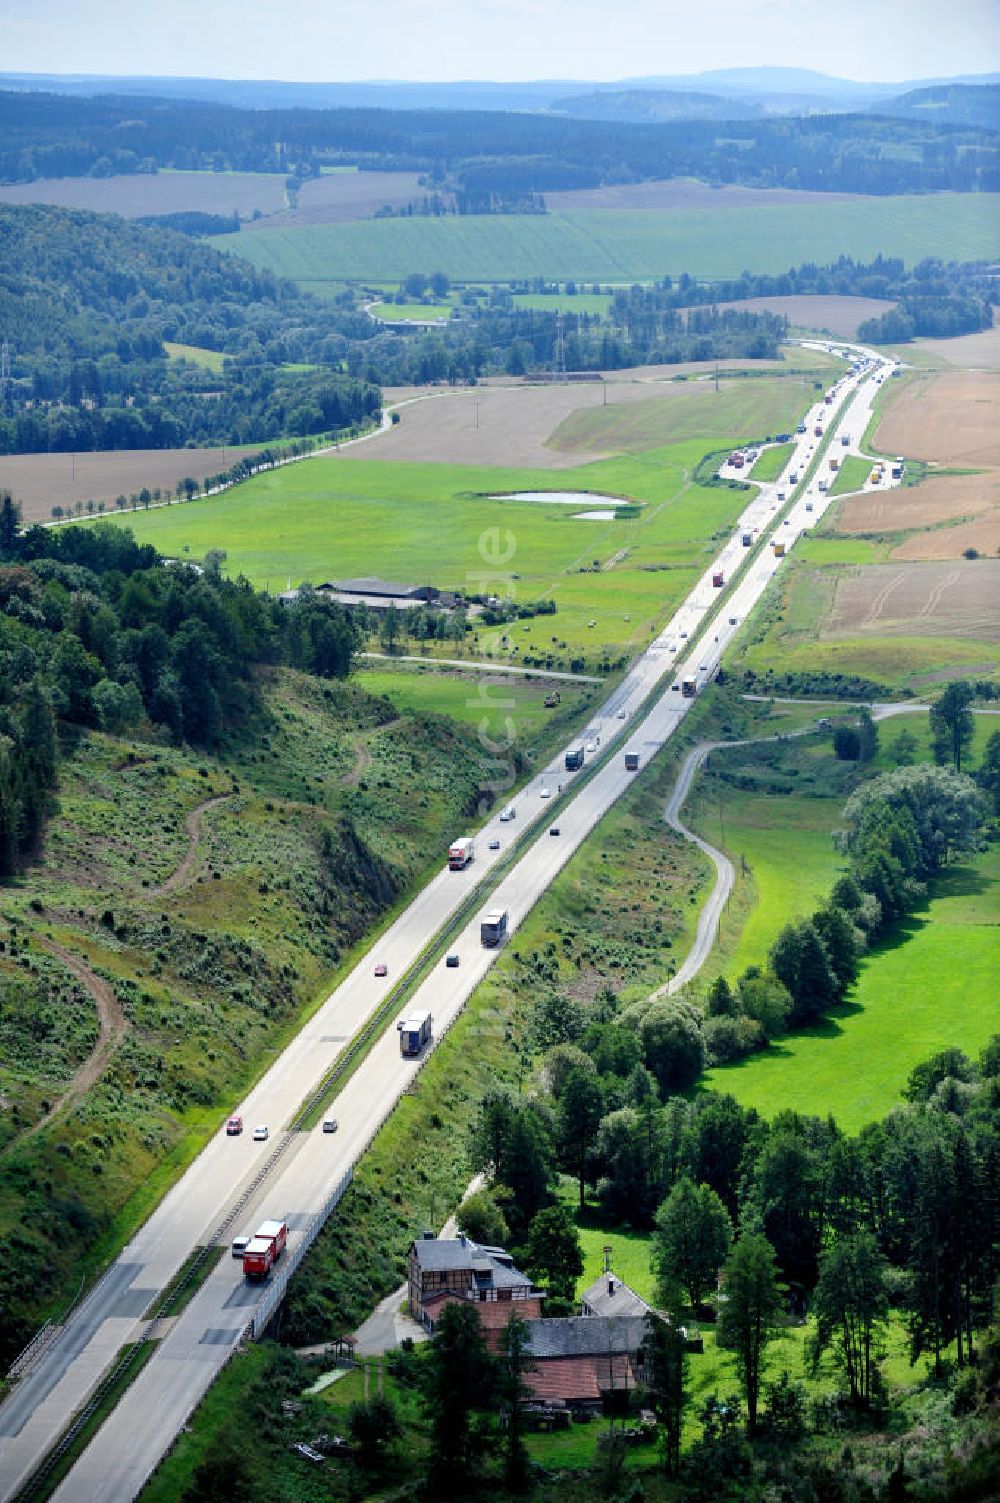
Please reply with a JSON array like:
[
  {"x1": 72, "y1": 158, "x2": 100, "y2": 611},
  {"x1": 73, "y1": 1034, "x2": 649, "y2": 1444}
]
[
  {"x1": 874, "y1": 371, "x2": 1000, "y2": 467},
  {"x1": 823, "y1": 561, "x2": 1000, "y2": 642},
  {"x1": 0, "y1": 445, "x2": 260, "y2": 524}
]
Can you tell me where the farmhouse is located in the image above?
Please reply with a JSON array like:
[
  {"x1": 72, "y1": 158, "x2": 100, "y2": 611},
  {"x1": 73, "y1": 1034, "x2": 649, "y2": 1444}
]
[
  {"x1": 407, "y1": 1233, "x2": 544, "y2": 1333},
  {"x1": 408, "y1": 1237, "x2": 670, "y2": 1410}
]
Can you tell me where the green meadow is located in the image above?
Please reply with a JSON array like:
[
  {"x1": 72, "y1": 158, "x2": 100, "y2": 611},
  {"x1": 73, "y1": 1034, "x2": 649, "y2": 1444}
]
[
  {"x1": 107, "y1": 421, "x2": 795, "y2": 662},
  {"x1": 216, "y1": 194, "x2": 1000, "y2": 285},
  {"x1": 705, "y1": 843, "x2": 1000, "y2": 1132}
]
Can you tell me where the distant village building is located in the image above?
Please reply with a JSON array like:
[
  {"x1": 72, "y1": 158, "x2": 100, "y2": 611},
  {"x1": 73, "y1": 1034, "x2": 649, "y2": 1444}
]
[{"x1": 580, "y1": 1270, "x2": 654, "y2": 1321}]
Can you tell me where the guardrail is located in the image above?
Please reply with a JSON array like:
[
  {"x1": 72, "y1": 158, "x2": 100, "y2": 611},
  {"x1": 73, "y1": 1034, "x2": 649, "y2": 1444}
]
[{"x1": 251, "y1": 1167, "x2": 353, "y2": 1339}]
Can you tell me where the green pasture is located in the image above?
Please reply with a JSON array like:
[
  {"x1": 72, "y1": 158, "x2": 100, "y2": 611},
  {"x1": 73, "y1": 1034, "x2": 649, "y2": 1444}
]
[
  {"x1": 547, "y1": 376, "x2": 813, "y2": 457},
  {"x1": 215, "y1": 193, "x2": 1000, "y2": 285},
  {"x1": 749, "y1": 441, "x2": 795, "y2": 483},
  {"x1": 705, "y1": 843, "x2": 1000, "y2": 1132},
  {"x1": 830, "y1": 453, "x2": 874, "y2": 496},
  {"x1": 793, "y1": 535, "x2": 890, "y2": 564},
  {"x1": 103, "y1": 430, "x2": 793, "y2": 661},
  {"x1": 356, "y1": 661, "x2": 597, "y2": 736},
  {"x1": 512, "y1": 292, "x2": 613, "y2": 315},
  {"x1": 691, "y1": 790, "x2": 846, "y2": 978},
  {"x1": 163, "y1": 342, "x2": 226, "y2": 371}
]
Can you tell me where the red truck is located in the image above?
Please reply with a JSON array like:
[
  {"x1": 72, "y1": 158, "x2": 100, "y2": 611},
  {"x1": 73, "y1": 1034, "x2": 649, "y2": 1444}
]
[
  {"x1": 243, "y1": 1218, "x2": 288, "y2": 1279},
  {"x1": 712, "y1": 571, "x2": 724, "y2": 588}
]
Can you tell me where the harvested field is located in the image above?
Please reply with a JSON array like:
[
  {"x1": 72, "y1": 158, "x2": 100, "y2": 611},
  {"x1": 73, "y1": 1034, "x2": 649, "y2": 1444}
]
[
  {"x1": 268, "y1": 172, "x2": 440, "y2": 226},
  {"x1": 911, "y1": 312, "x2": 1000, "y2": 371},
  {"x1": 837, "y1": 472, "x2": 1000, "y2": 533},
  {"x1": 348, "y1": 365, "x2": 812, "y2": 468},
  {"x1": 823, "y1": 561, "x2": 1000, "y2": 643},
  {"x1": 544, "y1": 179, "x2": 866, "y2": 213},
  {"x1": 0, "y1": 170, "x2": 287, "y2": 219},
  {"x1": 691, "y1": 294, "x2": 897, "y2": 337},
  {"x1": 893, "y1": 515, "x2": 1000, "y2": 561},
  {"x1": 0, "y1": 445, "x2": 260, "y2": 524},
  {"x1": 874, "y1": 370, "x2": 1000, "y2": 467}
]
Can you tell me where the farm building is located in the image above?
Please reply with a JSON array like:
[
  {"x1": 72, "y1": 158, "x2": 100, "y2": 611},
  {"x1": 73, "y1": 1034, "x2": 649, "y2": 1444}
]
[
  {"x1": 522, "y1": 1315, "x2": 650, "y2": 1410},
  {"x1": 278, "y1": 576, "x2": 462, "y2": 611}
]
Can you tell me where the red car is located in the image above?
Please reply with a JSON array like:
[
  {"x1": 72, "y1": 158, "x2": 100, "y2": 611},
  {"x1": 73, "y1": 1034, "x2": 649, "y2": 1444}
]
[
  {"x1": 374, "y1": 962, "x2": 388, "y2": 978},
  {"x1": 226, "y1": 1115, "x2": 243, "y2": 1136}
]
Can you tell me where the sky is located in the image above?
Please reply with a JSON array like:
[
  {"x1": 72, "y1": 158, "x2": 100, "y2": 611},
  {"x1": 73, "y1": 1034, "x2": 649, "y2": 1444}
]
[{"x1": 0, "y1": 0, "x2": 998, "y2": 84}]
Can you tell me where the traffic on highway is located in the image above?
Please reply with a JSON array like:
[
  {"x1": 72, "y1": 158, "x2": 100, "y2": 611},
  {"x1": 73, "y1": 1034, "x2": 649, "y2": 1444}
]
[{"x1": 0, "y1": 342, "x2": 898, "y2": 1503}]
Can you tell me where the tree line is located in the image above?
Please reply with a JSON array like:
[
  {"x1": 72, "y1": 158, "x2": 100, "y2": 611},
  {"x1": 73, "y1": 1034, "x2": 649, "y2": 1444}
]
[
  {"x1": 0, "y1": 204, "x2": 380, "y2": 454},
  {"x1": 0, "y1": 503, "x2": 359, "y2": 873},
  {"x1": 2, "y1": 89, "x2": 997, "y2": 195}
]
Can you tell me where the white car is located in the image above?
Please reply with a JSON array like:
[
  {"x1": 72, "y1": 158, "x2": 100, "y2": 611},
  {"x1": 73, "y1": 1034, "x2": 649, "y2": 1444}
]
[
  {"x1": 585, "y1": 741, "x2": 596, "y2": 754},
  {"x1": 617, "y1": 708, "x2": 627, "y2": 719},
  {"x1": 500, "y1": 806, "x2": 516, "y2": 822},
  {"x1": 252, "y1": 1125, "x2": 269, "y2": 1142},
  {"x1": 540, "y1": 786, "x2": 551, "y2": 799}
]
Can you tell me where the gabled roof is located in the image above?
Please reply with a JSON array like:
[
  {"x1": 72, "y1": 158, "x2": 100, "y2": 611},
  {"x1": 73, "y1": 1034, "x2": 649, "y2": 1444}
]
[
  {"x1": 580, "y1": 1273, "x2": 652, "y2": 1320},
  {"x1": 409, "y1": 1235, "x2": 533, "y2": 1289},
  {"x1": 524, "y1": 1316, "x2": 648, "y2": 1361}
]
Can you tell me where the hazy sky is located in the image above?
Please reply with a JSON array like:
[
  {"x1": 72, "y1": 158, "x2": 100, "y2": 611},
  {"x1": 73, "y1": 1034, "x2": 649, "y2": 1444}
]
[{"x1": 1, "y1": 0, "x2": 998, "y2": 84}]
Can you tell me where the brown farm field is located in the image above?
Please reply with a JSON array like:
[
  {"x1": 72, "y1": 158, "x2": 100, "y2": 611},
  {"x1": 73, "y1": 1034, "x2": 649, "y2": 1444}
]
[
  {"x1": 268, "y1": 172, "x2": 439, "y2": 226},
  {"x1": 544, "y1": 178, "x2": 865, "y2": 213},
  {"x1": 823, "y1": 561, "x2": 1000, "y2": 643},
  {"x1": 837, "y1": 472, "x2": 1000, "y2": 533},
  {"x1": 696, "y1": 293, "x2": 897, "y2": 337},
  {"x1": 910, "y1": 311, "x2": 1000, "y2": 371},
  {"x1": 852, "y1": 367, "x2": 1000, "y2": 559},
  {"x1": 874, "y1": 370, "x2": 1000, "y2": 467},
  {"x1": 0, "y1": 171, "x2": 288, "y2": 219},
  {"x1": 356, "y1": 360, "x2": 813, "y2": 468},
  {"x1": 0, "y1": 445, "x2": 260, "y2": 524}
]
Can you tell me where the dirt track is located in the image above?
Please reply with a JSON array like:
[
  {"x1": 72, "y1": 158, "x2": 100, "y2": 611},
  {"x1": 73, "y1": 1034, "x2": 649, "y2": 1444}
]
[
  {"x1": 13, "y1": 940, "x2": 129, "y2": 1145},
  {"x1": 150, "y1": 794, "x2": 232, "y2": 897},
  {"x1": 823, "y1": 561, "x2": 1000, "y2": 641}
]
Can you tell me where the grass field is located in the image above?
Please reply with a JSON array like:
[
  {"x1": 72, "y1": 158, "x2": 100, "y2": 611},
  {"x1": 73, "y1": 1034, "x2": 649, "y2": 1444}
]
[
  {"x1": 705, "y1": 843, "x2": 1000, "y2": 1132},
  {"x1": 829, "y1": 453, "x2": 873, "y2": 496},
  {"x1": 215, "y1": 194, "x2": 1000, "y2": 286},
  {"x1": 512, "y1": 292, "x2": 613, "y2": 315},
  {"x1": 163, "y1": 342, "x2": 226, "y2": 371},
  {"x1": 749, "y1": 442, "x2": 795, "y2": 483},
  {"x1": 100, "y1": 434, "x2": 779, "y2": 664}
]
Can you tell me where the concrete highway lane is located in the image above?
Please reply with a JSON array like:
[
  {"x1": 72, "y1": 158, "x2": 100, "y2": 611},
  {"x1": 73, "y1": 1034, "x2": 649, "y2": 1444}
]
[{"x1": 0, "y1": 342, "x2": 895, "y2": 1503}]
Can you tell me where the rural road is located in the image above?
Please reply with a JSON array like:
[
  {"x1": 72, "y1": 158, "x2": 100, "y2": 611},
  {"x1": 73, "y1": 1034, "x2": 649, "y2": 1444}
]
[{"x1": 0, "y1": 341, "x2": 897, "y2": 1503}]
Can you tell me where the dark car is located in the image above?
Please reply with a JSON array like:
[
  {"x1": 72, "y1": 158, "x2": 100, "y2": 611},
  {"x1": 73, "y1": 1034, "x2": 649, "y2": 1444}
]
[
  {"x1": 549, "y1": 826, "x2": 560, "y2": 836},
  {"x1": 446, "y1": 953, "x2": 460, "y2": 968}
]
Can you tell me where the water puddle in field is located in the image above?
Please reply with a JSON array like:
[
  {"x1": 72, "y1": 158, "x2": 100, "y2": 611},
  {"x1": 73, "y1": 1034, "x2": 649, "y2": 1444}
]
[{"x1": 490, "y1": 491, "x2": 626, "y2": 516}]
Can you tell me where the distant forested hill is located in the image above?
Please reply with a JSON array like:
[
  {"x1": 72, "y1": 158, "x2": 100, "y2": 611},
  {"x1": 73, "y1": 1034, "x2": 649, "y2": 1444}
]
[
  {"x1": 0, "y1": 204, "x2": 379, "y2": 454},
  {"x1": 0, "y1": 90, "x2": 996, "y2": 196}
]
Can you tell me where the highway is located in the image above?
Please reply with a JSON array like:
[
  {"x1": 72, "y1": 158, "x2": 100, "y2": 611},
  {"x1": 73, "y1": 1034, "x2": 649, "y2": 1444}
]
[{"x1": 0, "y1": 341, "x2": 895, "y2": 1502}]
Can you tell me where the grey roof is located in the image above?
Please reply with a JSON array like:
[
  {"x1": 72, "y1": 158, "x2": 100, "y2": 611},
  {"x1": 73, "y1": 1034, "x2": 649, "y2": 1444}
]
[
  {"x1": 525, "y1": 1316, "x2": 650, "y2": 1360},
  {"x1": 580, "y1": 1274, "x2": 652, "y2": 1320},
  {"x1": 409, "y1": 1236, "x2": 532, "y2": 1289},
  {"x1": 334, "y1": 577, "x2": 426, "y2": 598}
]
